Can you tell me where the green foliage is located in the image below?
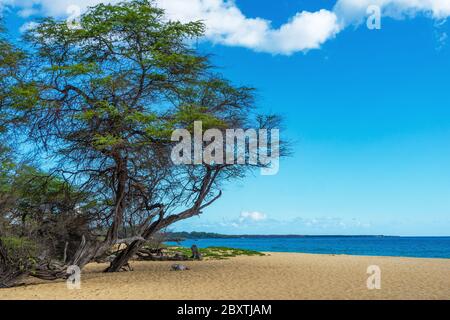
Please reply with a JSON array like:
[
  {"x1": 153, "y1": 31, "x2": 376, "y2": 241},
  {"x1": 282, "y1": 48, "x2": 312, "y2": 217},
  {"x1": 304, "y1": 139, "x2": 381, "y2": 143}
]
[
  {"x1": 0, "y1": 236, "x2": 39, "y2": 268},
  {"x1": 0, "y1": 236, "x2": 37, "y2": 253},
  {"x1": 174, "y1": 105, "x2": 227, "y2": 130},
  {"x1": 9, "y1": 83, "x2": 39, "y2": 110},
  {"x1": 93, "y1": 133, "x2": 124, "y2": 150},
  {"x1": 46, "y1": 63, "x2": 99, "y2": 77},
  {"x1": 125, "y1": 111, "x2": 158, "y2": 124},
  {"x1": 0, "y1": 34, "x2": 26, "y2": 70},
  {"x1": 2, "y1": 164, "x2": 88, "y2": 226},
  {"x1": 165, "y1": 246, "x2": 265, "y2": 260},
  {"x1": 0, "y1": 146, "x2": 14, "y2": 193},
  {"x1": 11, "y1": 0, "x2": 212, "y2": 158},
  {"x1": 13, "y1": 166, "x2": 67, "y2": 200}
]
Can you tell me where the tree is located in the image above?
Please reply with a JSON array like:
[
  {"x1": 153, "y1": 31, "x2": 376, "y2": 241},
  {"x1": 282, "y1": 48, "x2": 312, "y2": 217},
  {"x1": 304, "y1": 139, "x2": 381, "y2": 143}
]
[
  {"x1": 4, "y1": 0, "x2": 210, "y2": 271},
  {"x1": 0, "y1": 161, "x2": 96, "y2": 285},
  {"x1": 1, "y1": 0, "x2": 287, "y2": 280},
  {"x1": 105, "y1": 75, "x2": 284, "y2": 272}
]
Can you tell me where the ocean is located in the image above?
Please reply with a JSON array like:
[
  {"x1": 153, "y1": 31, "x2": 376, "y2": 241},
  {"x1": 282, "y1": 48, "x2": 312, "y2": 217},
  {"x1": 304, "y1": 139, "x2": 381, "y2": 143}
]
[{"x1": 167, "y1": 236, "x2": 450, "y2": 259}]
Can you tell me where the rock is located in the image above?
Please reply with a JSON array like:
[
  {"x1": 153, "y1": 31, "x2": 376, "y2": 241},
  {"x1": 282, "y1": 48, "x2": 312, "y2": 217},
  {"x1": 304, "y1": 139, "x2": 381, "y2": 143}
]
[{"x1": 171, "y1": 264, "x2": 190, "y2": 271}]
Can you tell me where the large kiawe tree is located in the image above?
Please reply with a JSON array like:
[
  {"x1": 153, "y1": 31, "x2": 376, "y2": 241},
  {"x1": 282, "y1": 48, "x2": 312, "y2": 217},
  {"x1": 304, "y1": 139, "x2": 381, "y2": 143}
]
[{"x1": 1, "y1": 0, "x2": 286, "y2": 279}]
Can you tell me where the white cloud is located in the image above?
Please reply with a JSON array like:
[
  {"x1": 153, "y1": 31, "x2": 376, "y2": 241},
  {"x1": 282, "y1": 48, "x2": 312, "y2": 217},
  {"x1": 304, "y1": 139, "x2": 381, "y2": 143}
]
[
  {"x1": 156, "y1": 0, "x2": 270, "y2": 49},
  {"x1": 1, "y1": 0, "x2": 114, "y2": 17},
  {"x1": 334, "y1": 0, "x2": 450, "y2": 26},
  {"x1": 158, "y1": 0, "x2": 450, "y2": 53},
  {"x1": 261, "y1": 10, "x2": 340, "y2": 54},
  {"x1": 17, "y1": 7, "x2": 39, "y2": 18},
  {"x1": 2, "y1": 0, "x2": 450, "y2": 54},
  {"x1": 239, "y1": 211, "x2": 267, "y2": 222},
  {"x1": 437, "y1": 31, "x2": 448, "y2": 47},
  {"x1": 293, "y1": 216, "x2": 371, "y2": 229},
  {"x1": 174, "y1": 215, "x2": 373, "y2": 234},
  {"x1": 19, "y1": 20, "x2": 38, "y2": 33},
  {"x1": 156, "y1": 0, "x2": 340, "y2": 55},
  {"x1": 202, "y1": 211, "x2": 268, "y2": 229},
  {"x1": 0, "y1": 0, "x2": 13, "y2": 13},
  {"x1": 0, "y1": 0, "x2": 340, "y2": 55}
]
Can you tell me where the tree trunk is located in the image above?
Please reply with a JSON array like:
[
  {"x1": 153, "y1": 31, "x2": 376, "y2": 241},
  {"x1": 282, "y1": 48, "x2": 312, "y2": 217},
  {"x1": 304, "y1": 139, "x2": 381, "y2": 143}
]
[
  {"x1": 105, "y1": 155, "x2": 128, "y2": 243},
  {"x1": 104, "y1": 218, "x2": 161, "y2": 272},
  {"x1": 105, "y1": 168, "x2": 222, "y2": 273}
]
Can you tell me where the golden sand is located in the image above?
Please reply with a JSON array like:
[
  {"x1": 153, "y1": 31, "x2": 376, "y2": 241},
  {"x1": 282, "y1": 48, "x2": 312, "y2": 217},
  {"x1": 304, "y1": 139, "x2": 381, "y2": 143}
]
[{"x1": 1, "y1": 253, "x2": 449, "y2": 300}]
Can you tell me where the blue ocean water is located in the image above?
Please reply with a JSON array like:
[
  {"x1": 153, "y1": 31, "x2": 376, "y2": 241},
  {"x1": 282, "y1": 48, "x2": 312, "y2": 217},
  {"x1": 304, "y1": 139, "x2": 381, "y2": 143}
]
[{"x1": 167, "y1": 236, "x2": 450, "y2": 259}]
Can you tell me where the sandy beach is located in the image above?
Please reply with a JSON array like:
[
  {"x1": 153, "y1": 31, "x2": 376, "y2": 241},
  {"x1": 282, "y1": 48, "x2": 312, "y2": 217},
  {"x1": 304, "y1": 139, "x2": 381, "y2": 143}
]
[{"x1": 1, "y1": 253, "x2": 449, "y2": 300}]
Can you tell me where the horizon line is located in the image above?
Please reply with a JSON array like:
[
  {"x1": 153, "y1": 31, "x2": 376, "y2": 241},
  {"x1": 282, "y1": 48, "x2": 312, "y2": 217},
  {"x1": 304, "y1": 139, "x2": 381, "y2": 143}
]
[{"x1": 170, "y1": 232, "x2": 450, "y2": 238}]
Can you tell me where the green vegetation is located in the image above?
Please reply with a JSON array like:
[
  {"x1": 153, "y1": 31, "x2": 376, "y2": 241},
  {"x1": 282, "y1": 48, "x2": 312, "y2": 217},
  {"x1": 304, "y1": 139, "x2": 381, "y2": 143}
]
[
  {"x1": 0, "y1": 236, "x2": 38, "y2": 271},
  {"x1": 0, "y1": 236, "x2": 37, "y2": 255},
  {"x1": 165, "y1": 246, "x2": 265, "y2": 260}
]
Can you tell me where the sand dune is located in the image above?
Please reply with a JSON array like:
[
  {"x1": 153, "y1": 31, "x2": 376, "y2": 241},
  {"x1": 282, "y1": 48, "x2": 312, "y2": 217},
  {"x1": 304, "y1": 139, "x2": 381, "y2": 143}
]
[{"x1": 1, "y1": 253, "x2": 449, "y2": 300}]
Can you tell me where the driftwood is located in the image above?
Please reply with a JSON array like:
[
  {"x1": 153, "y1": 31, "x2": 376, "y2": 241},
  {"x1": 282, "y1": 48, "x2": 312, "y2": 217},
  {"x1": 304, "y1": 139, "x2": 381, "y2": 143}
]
[
  {"x1": 135, "y1": 248, "x2": 188, "y2": 261},
  {"x1": 0, "y1": 262, "x2": 27, "y2": 289},
  {"x1": 92, "y1": 246, "x2": 189, "y2": 264}
]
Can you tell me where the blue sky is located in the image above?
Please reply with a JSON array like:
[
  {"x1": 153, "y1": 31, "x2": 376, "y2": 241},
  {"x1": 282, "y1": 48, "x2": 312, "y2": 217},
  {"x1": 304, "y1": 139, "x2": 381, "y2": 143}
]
[{"x1": 2, "y1": 0, "x2": 450, "y2": 235}]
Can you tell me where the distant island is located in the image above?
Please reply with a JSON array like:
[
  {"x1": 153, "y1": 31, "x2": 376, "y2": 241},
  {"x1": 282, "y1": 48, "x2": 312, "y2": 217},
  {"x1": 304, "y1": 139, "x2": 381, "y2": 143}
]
[{"x1": 166, "y1": 232, "x2": 392, "y2": 240}]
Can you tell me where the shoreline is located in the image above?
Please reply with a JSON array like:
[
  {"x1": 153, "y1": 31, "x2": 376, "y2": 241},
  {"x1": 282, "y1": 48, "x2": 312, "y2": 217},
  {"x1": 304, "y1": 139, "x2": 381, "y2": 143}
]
[
  {"x1": 259, "y1": 251, "x2": 450, "y2": 260},
  {"x1": 1, "y1": 252, "x2": 449, "y2": 300},
  {"x1": 167, "y1": 236, "x2": 450, "y2": 260}
]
